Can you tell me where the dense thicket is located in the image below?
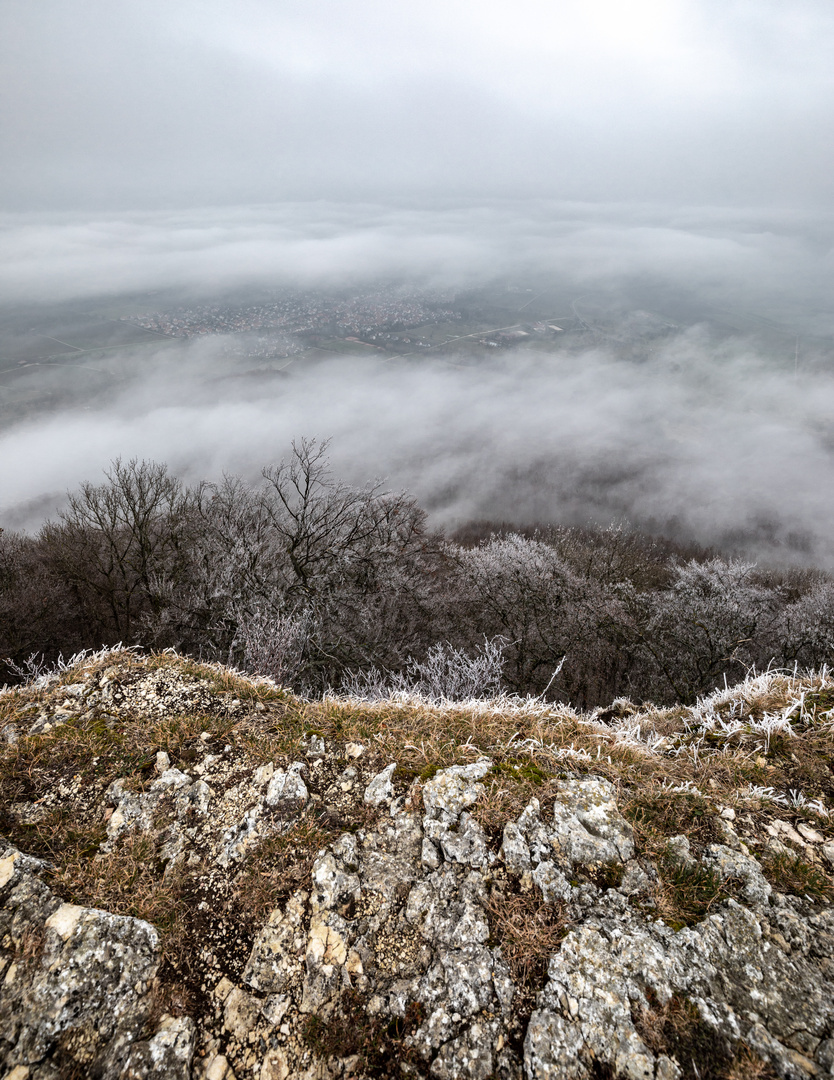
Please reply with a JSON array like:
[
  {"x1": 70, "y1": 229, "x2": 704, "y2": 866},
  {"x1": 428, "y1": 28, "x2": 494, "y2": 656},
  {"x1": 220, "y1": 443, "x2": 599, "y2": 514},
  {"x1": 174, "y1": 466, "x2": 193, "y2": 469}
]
[{"x1": 3, "y1": 442, "x2": 834, "y2": 706}]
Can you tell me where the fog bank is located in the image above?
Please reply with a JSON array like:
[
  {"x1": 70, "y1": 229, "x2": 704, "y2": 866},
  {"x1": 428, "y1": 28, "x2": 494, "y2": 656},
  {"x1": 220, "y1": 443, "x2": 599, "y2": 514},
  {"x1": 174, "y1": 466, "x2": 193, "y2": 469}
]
[
  {"x1": 2, "y1": 202, "x2": 833, "y2": 320},
  {"x1": 3, "y1": 327, "x2": 834, "y2": 568}
]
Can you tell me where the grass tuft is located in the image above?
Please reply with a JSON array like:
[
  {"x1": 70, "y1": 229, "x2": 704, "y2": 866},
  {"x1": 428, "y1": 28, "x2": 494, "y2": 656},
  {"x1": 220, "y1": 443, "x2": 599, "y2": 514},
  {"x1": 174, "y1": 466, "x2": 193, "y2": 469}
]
[
  {"x1": 634, "y1": 992, "x2": 777, "y2": 1080},
  {"x1": 485, "y1": 886, "x2": 570, "y2": 992},
  {"x1": 759, "y1": 851, "x2": 834, "y2": 902},
  {"x1": 301, "y1": 989, "x2": 426, "y2": 1078}
]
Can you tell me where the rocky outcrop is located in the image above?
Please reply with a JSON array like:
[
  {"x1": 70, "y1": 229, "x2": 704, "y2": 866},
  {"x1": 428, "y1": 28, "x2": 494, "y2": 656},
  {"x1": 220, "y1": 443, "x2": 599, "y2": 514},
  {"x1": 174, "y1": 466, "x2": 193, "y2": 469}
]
[
  {"x1": 0, "y1": 845, "x2": 194, "y2": 1079},
  {"x1": 1, "y1": 652, "x2": 833, "y2": 1079}
]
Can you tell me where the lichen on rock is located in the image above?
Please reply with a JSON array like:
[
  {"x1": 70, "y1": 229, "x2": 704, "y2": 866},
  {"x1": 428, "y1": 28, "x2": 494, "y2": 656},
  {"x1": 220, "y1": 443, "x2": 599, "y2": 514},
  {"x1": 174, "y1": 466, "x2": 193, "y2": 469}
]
[{"x1": 1, "y1": 650, "x2": 833, "y2": 1079}]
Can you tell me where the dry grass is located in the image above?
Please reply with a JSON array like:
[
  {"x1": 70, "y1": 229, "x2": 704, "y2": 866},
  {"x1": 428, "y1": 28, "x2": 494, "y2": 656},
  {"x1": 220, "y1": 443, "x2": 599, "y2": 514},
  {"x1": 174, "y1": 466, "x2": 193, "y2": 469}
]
[
  {"x1": 145, "y1": 652, "x2": 290, "y2": 703},
  {"x1": 622, "y1": 787, "x2": 720, "y2": 847},
  {"x1": 622, "y1": 787, "x2": 745, "y2": 928},
  {"x1": 654, "y1": 859, "x2": 740, "y2": 929},
  {"x1": 233, "y1": 819, "x2": 340, "y2": 920},
  {"x1": 485, "y1": 886, "x2": 570, "y2": 992},
  {"x1": 759, "y1": 851, "x2": 834, "y2": 902},
  {"x1": 301, "y1": 989, "x2": 427, "y2": 1078},
  {"x1": 0, "y1": 804, "x2": 105, "y2": 866},
  {"x1": 50, "y1": 831, "x2": 198, "y2": 961},
  {"x1": 18, "y1": 925, "x2": 47, "y2": 964},
  {"x1": 633, "y1": 993, "x2": 777, "y2": 1080}
]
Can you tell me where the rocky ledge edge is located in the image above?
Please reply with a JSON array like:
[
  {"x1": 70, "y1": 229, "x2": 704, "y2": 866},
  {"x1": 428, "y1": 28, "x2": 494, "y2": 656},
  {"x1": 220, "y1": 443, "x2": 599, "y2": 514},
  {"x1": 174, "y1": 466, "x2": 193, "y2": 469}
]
[{"x1": 1, "y1": 651, "x2": 833, "y2": 1080}]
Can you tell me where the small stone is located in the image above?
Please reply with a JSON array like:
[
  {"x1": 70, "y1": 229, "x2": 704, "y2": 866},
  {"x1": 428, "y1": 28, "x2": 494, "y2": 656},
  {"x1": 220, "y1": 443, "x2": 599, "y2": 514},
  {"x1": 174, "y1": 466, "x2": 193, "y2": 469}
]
[
  {"x1": 253, "y1": 762, "x2": 275, "y2": 787},
  {"x1": 719, "y1": 806, "x2": 736, "y2": 821},
  {"x1": 223, "y1": 986, "x2": 260, "y2": 1040},
  {"x1": 306, "y1": 734, "x2": 325, "y2": 757},
  {"x1": 155, "y1": 751, "x2": 171, "y2": 774},
  {"x1": 260, "y1": 1048, "x2": 290, "y2": 1080},
  {"x1": 214, "y1": 976, "x2": 235, "y2": 1002},
  {"x1": 773, "y1": 820, "x2": 806, "y2": 846},
  {"x1": 783, "y1": 1048, "x2": 820, "y2": 1075},
  {"x1": 664, "y1": 835, "x2": 693, "y2": 863},
  {"x1": 821, "y1": 841, "x2": 834, "y2": 868},
  {"x1": 364, "y1": 762, "x2": 397, "y2": 806},
  {"x1": 265, "y1": 765, "x2": 308, "y2": 811},
  {"x1": 204, "y1": 1055, "x2": 233, "y2": 1080},
  {"x1": 337, "y1": 766, "x2": 358, "y2": 792},
  {"x1": 261, "y1": 994, "x2": 290, "y2": 1026},
  {"x1": 796, "y1": 822, "x2": 824, "y2": 844},
  {"x1": 421, "y1": 837, "x2": 441, "y2": 870},
  {"x1": 817, "y1": 1038, "x2": 834, "y2": 1070},
  {"x1": 345, "y1": 742, "x2": 365, "y2": 759},
  {"x1": 0, "y1": 851, "x2": 19, "y2": 889}
]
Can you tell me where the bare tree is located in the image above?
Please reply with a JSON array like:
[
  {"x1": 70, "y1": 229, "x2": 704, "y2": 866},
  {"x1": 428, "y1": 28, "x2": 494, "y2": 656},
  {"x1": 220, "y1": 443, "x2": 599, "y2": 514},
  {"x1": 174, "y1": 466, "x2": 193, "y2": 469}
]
[
  {"x1": 142, "y1": 439, "x2": 441, "y2": 689},
  {"x1": 0, "y1": 528, "x2": 86, "y2": 682},
  {"x1": 258, "y1": 438, "x2": 426, "y2": 597},
  {"x1": 39, "y1": 459, "x2": 197, "y2": 642}
]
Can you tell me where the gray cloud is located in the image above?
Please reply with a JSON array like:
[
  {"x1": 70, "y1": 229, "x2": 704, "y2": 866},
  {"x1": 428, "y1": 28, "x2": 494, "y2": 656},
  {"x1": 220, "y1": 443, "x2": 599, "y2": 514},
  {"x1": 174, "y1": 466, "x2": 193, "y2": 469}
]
[
  {"x1": 3, "y1": 309, "x2": 834, "y2": 567},
  {"x1": 2, "y1": 202, "x2": 833, "y2": 317},
  {"x1": 2, "y1": 0, "x2": 834, "y2": 208}
]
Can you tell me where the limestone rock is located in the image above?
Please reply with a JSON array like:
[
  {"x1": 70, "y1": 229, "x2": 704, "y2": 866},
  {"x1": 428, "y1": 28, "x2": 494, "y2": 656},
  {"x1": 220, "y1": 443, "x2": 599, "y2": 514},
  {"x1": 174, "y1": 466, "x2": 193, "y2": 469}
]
[
  {"x1": 363, "y1": 762, "x2": 397, "y2": 806},
  {"x1": 702, "y1": 843, "x2": 772, "y2": 906},
  {"x1": 0, "y1": 844, "x2": 162, "y2": 1078},
  {"x1": 3, "y1": 654, "x2": 834, "y2": 1080}
]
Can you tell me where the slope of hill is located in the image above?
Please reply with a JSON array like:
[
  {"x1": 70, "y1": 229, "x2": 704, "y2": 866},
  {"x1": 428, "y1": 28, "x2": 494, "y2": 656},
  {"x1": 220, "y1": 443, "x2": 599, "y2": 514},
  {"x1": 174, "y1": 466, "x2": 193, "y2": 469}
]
[{"x1": 1, "y1": 649, "x2": 833, "y2": 1080}]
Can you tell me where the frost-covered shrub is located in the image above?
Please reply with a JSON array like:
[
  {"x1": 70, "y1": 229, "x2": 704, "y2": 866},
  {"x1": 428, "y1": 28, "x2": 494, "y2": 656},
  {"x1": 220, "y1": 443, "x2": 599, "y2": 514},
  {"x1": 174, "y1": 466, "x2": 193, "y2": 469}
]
[
  {"x1": 444, "y1": 533, "x2": 626, "y2": 705},
  {"x1": 342, "y1": 637, "x2": 507, "y2": 702},
  {"x1": 623, "y1": 559, "x2": 781, "y2": 703},
  {"x1": 9, "y1": 443, "x2": 834, "y2": 706},
  {"x1": 231, "y1": 606, "x2": 313, "y2": 687}
]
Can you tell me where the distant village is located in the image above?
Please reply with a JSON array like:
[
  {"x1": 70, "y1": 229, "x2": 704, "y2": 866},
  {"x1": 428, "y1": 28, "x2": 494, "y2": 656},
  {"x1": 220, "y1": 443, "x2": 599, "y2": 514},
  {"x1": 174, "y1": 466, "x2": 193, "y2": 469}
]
[{"x1": 121, "y1": 288, "x2": 460, "y2": 341}]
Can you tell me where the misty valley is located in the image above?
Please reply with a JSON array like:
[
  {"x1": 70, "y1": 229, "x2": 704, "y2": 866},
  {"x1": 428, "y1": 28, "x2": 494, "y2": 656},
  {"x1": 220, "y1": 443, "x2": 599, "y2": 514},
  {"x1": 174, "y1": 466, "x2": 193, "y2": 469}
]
[
  {"x1": 2, "y1": 277, "x2": 831, "y2": 432},
  {"x1": 4, "y1": 6, "x2": 834, "y2": 1077},
  {"x1": 6, "y1": 266, "x2": 834, "y2": 709}
]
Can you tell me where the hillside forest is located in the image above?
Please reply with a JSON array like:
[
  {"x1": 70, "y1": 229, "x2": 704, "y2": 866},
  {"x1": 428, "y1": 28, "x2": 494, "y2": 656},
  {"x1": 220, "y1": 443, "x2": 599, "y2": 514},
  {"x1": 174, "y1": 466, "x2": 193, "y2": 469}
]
[{"x1": 3, "y1": 440, "x2": 834, "y2": 707}]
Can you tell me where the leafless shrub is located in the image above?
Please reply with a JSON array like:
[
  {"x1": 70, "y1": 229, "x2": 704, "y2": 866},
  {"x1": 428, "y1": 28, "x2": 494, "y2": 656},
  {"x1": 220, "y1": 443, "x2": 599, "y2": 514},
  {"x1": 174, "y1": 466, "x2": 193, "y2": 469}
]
[
  {"x1": 342, "y1": 637, "x2": 506, "y2": 702},
  {"x1": 230, "y1": 605, "x2": 313, "y2": 686}
]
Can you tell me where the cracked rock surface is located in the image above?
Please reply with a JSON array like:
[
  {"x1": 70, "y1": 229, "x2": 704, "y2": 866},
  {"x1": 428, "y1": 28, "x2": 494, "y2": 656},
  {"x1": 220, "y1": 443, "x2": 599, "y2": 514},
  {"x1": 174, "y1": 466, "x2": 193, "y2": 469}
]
[
  {"x1": 0, "y1": 845, "x2": 194, "y2": 1079},
  {"x1": 1, "y1": 653, "x2": 833, "y2": 1080}
]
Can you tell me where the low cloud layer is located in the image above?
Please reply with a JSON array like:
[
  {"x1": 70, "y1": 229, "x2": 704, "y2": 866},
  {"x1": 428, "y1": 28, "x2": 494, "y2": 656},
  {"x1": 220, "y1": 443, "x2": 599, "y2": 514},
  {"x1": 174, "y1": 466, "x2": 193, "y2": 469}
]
[
  {"x1": 3, "y1": 323, "x2": 834, "y2": 568},
  {"x1": 2, "y1": 201, "x2": 833, "y2": 323},
  {"x1": 3, "y1": 5, "x2": 834, "y2": 579},
  {"x1": 2, "y1": 201, "x2": 834, "y2": 567}
]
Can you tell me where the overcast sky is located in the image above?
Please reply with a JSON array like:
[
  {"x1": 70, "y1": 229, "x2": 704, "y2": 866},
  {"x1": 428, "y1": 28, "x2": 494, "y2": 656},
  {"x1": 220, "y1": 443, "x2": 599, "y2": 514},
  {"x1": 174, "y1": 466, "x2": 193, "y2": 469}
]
[{"x1": 2, "y1": 0, "x2": 834, "y2": 209}]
